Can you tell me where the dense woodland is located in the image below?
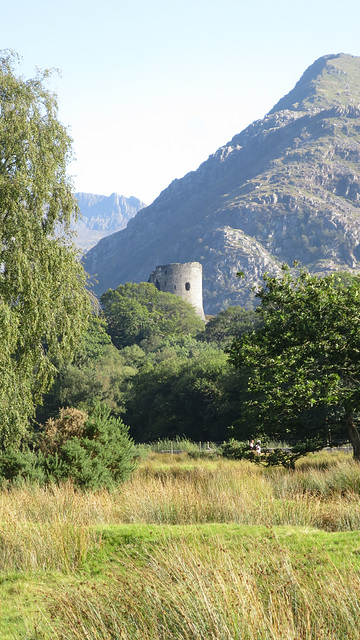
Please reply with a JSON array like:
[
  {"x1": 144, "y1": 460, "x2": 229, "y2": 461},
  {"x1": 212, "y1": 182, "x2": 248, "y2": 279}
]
[
  {"x1": 36, "y1": 268, "x2": 360, "y2": 464},
  {"x1": 37, "y1": 282, "x2": 259, "y2": 444}
]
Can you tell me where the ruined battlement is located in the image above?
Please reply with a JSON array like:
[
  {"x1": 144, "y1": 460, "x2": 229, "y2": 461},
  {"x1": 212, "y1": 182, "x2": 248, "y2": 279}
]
[{"x1": 148, "y1": 262, "x2": 205, "y2": 320}]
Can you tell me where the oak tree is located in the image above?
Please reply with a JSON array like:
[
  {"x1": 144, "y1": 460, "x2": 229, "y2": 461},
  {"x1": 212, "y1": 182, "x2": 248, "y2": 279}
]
[{"x1": 229, "y1": 266, "x2": 360, "y2": 460}]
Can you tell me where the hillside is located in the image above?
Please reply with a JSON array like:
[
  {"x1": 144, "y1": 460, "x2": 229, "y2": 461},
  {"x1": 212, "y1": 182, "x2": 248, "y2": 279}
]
[
  {"x1": 73, "y1": 192, "x2": 146, "y2": 252},
  {"x1": 84, "y1": 54, "x2": 360, "y2": 313}
]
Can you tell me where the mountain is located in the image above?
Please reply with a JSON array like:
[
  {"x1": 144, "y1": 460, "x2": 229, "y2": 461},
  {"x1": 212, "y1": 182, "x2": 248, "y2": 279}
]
[
  {"x1": 84, "y1": 54, "x2": 360, "y2": 313},
  {"x1": 73, "y1": 192, "x2": 146, "y2": 252}
]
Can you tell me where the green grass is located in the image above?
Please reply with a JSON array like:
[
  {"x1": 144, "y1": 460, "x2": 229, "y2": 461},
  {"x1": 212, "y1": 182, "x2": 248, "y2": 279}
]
[
  {"x1": 1, "y1": 451, "x2": 360, "y2": 638},
  {"x1": 16, "y1": 524, "x2": 360, "y2": 639}
]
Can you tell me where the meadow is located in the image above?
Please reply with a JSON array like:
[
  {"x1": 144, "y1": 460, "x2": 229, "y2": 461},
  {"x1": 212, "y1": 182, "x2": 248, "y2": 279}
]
[{"x1": 2, "y1": 449, "x2": 360, "y2": 639}]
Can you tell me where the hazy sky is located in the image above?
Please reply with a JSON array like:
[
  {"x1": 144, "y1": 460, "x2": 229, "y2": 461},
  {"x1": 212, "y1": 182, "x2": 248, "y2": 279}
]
[{"x1": 2, "y1": 0, "x2": 360, "y2": 204}]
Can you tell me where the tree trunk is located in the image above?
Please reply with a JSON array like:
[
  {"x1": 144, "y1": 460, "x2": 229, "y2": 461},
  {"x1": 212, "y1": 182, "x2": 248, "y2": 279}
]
[{"x1": 346, "y1": 410, "x2": 360, "y2": 461}]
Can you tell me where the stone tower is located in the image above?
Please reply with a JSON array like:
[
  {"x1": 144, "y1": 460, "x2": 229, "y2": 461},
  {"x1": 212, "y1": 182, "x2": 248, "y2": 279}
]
[{"x1": 148, "y1": 261, "x2": 205, "y2": 320}]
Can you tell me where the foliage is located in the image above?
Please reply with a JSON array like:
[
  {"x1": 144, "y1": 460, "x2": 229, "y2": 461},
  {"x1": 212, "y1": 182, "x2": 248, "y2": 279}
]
[
  {"x1": 39, "y1": 404, "x2": 137, "y2": 489},
  {"x1": 262, "y1": 445, "x2": 314, "y2": 469},
  {"x1": 0, "y1": 447, "x2": 45, "y2": 484},
  {"x1": 39, "y1": 407, "x2": 88, "y2": 455},
  {"x1": 220, "y1": 438, "x2": 256, "y2": 461},
  {"x1": 0, "y1": 405, "x2": 137, "y2": 489},
  {"x1": 36, "y1": 317, "x2": 138, "y2": 422},
  {"x1": 229, "y1": 265, "x2": 360, "y2": 460},
  {"x1": 220, "y1": 438, "x2": 323, "y2": 469},
  {"x1": 39, "y1": 324, "x2": 248, "y2": 445},
  {"x1": 202, "y1": 305, "x2": 261, "y2": 348},
  {"x1": 125, "y1": 339, "x2": 242, "y2": 442},
  {"x1": 38, "y1": 295, "x2": 252, "y2": 446},
  {"x1": 100, "y1": 282, "x2": 204, "y2": 349},
  {"x1": 0, "y1": 51, "x2": 91, "y2": 446},
  {"x1": 72, "y1": 315, "x2": 112, "y2": 367}
]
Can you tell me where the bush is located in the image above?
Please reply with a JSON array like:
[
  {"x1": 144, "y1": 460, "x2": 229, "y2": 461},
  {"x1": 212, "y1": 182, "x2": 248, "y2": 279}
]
[
  {"x1": 220, "y1": 439, "x2": 256, "y2": 461},
  {"x1": 0, "y1": 404, "x2": 137, "y2": 490},
  {"x1": 0, "y1": 448, "x2": 45, "y2": 485},
  {"x1": 220, "y1": 438, "x2": 321, "y2": 469},
  {"x1": 40, "y1": 404, "x2": 137, "y2": 489},
  {"x1": 39, "y1": 407, "x2": 88, "y2": 455}
]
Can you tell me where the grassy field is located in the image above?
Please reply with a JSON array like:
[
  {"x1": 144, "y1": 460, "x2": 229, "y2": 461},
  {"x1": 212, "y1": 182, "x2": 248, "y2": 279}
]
[{"x1": 2, "y1": 450, "x2": 360, "y2": 638}]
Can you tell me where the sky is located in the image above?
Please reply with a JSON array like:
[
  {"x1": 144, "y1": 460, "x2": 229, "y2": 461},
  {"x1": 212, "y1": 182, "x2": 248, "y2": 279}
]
[{"x1": 2, "y1": 0, "x2": 360, "y2": 205}]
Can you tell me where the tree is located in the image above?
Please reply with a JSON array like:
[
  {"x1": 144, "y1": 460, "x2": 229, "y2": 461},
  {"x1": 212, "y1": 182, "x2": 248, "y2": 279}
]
[
  {"x1": 125, "y1": 338, "x2": 240, "y2": 442},
  {"x1": 36, "y1": 311, "x2": 140, "y2": 425},
  {"x1": 0, "y1": 51, "x2": 91, "y2": 447},
  {"x1": 202, "y1": 306, "x2": 261, "y2": 349},
  {"x1": 229, "y1": 266, "x2": 360, "y2": 460},
  {"x1": 37, "y1": 342, "x2": 138, "y2": 423},
  {"x1": 100, "y1": 282, "x2": 204, "y2": 349}
]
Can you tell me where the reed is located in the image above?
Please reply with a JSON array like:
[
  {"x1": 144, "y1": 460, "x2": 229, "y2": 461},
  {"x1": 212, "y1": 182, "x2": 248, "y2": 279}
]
[
  {"x1": 114, "y1": 454, "x2": 360, "y2": 530},
  {"x1": 35, "y1": 532, "x2": 360, "y2": 640},
  {"x1": 0, "y1": 521, "x2": 98, "y2": 573},
  {"x1": 1, "y1": 453, "x2": 360, "y2": 533},
  {"x1": 2, "y1": 450, "x2": 360, "y2": 639}
]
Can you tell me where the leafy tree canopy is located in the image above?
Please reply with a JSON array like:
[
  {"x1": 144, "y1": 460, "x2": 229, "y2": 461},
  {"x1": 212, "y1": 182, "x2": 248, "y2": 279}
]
[
  {"x1": 229, "y1": 266, "x2": 360, "y2": 459},
  {"x1": 125, "y1": 339, "x2": 242, "y2": 442},
  {"x1": 100, "y1": 282, "x2": 205, "y2": 349},
  {"x1": 72, "y1": 315, "x2": 112, "y2": 367},
  {"x1": 36, "y1": 316, "x2": 137, "y2": 423},
  {"x1": 203, "y1": 306, "x2": 261, "y2": 349},
  {"x1": 0, "y1": 51, "x2": 91, "y2": 446}
]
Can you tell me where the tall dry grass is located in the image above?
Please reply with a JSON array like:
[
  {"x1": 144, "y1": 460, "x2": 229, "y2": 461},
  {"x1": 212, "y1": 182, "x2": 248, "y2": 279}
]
[
  {"x1": 0, "y1": 452, "x2": 358, "y2": 576},
  {"x1": 0, "y1": 482, "x2": 108, "y2": 573},
  {"x1": 116, "y1": 454, "x2": 360, "y2": 531},
  {"x1": 37, "y1": 533, "x2": 360, "y2": 640},
  {"x1": 3, "y1": 450, "x2": 360, "y2": 639},
  {"x1": 1, "y1": 453, "x2": 360, "y2": 535}
]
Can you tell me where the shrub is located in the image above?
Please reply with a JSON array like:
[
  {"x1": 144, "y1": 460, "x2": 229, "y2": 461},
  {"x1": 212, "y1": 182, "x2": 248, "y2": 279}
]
[
  {"x1": 0, "y1": 405, "x2": 137, "y2": 490},
  {"x1": 39, "y1": 407, "x2": 88, "y2": 455},
  {"x1": 220, "y1": 438, "x2": 257, "y2": 461},
  {"x1": 41, "y1": 404, "x2": 137, "y2": 489},
  {"x1": 220, "y1": 438, "x2": 322, "y2": 469},
  {"x1": 0, "y1": 448, "x2": 45, "y2": 485}
]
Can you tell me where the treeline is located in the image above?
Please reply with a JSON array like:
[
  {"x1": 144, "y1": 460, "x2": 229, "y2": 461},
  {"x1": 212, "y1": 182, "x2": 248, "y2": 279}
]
[
  {"x1": 37, "y1": 282, "x2": 261, "y2": 444},
  {"x1": 27, "y1": 268, "x2": 360, "y2": 479}
]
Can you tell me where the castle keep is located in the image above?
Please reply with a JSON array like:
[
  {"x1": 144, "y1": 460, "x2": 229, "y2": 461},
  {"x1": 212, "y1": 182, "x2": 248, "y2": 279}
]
[{"x1": 148, "y1": 262, "x2": 205, "y2": 320}]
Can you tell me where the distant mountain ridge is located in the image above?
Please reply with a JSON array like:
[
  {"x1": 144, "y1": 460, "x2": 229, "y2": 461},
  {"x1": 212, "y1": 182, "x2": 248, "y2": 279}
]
[
  {"x1": 84, "y1": 54, "x2": 360, "y2": 313},
  {"x1": 73, "y1": 192, "x2": 146, "y2": 252}
]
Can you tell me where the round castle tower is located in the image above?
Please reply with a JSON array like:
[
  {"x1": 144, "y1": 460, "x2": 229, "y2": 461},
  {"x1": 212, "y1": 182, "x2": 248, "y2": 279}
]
[{"x1": 148, "y1": 262, "x2": 205, "y2": 320}]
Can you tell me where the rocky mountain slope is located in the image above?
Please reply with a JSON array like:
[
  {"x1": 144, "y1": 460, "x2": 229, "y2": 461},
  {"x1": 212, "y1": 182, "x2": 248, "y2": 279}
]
[
  {"x1": 84, "y1": 54, "x2": 360, "y2": 313},
  {"x1": 73, "y1": 192, "x2": 146, "y2": 251}
]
